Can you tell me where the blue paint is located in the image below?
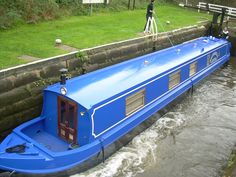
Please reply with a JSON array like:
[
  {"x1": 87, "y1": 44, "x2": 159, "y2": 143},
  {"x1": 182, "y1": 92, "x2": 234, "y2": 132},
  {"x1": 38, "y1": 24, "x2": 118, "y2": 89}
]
[{"x1": 0, "y1": 36, "x2": 231, "y2": 174}]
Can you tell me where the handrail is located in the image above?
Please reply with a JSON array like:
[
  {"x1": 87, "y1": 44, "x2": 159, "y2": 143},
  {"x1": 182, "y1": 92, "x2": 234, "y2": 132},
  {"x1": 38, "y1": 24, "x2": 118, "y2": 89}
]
[{"x1": 197, "y1": 2, "x2": 236, "y2": 19}]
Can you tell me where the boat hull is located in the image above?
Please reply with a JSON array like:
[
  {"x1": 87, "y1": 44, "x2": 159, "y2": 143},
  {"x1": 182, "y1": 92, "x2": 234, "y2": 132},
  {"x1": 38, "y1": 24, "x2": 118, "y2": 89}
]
[
  {"x1": 1, "y1": 114, "x2": 161, "y2": 177},
  {"x1": 0, "y1": 53, "x2": 231, "y2": 176},
  {"x1": 0, "y1": 37, "x2": 231, "y2": 175},
  {"x1": 2, "y1": 89, "x2": 198, "y2": 177}
]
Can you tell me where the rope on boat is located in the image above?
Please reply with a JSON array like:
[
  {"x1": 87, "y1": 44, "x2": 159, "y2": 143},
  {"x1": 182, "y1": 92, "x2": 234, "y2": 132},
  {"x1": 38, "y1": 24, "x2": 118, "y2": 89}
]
[
  {"x1": 5, "y1": 143, "x2": 26, "y2": 154},
  {"x1": 153, "y1": 12, "x2": 174, "y2": 47},
  {"x1": 98, "y1": 139, "x2": 105, "y2": 163}
]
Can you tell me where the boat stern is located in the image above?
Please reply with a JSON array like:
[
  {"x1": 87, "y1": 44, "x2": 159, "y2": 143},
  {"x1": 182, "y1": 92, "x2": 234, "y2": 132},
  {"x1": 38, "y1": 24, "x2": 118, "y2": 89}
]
[{"x1": 0, "y1": 132, "x2": 52, "y2": 174}]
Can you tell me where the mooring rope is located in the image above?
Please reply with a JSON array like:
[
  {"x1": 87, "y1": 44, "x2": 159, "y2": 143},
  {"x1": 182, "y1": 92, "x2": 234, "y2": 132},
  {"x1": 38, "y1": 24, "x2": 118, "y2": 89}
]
[{"x1": 153, "y1": 12, "x2": 174, "y2": 47}]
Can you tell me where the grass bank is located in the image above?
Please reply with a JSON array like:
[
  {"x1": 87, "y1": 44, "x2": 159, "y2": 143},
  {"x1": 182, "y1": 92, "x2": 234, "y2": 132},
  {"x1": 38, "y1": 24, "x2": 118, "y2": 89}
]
[{"x1": 0, "y1": 4, "x2": 210, "y2": 69}]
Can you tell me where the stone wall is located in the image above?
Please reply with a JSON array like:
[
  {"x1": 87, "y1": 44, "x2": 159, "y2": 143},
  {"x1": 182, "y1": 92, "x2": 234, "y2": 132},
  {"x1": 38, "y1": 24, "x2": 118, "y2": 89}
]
[
  {"x1": 0, "y1": 25, "x2": 207, "y2": 139},
  {"x1": 229, "y1": 27, "x2": 236, "y2": 56}
]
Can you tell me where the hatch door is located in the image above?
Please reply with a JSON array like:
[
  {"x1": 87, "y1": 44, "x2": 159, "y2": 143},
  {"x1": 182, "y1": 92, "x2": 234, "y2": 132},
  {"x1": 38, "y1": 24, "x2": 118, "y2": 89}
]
[{"x1": 58, "y1": 97, "x2": 78, "y2": 144}]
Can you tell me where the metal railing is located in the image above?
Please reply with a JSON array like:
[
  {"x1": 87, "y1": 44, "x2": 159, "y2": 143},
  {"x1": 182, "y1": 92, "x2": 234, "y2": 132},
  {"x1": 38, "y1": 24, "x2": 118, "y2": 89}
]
[{"x1": 197, "y1": 2, "x2": 236, "y2": 19}]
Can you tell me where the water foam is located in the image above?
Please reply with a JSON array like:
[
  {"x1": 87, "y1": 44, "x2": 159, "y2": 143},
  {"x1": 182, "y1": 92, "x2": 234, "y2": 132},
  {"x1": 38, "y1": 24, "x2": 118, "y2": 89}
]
[
  {"x1": 73, "y1": 111, "x2": 186, "y2": 177},
  {"x1": 73, "y1": 63, "x2": 236, "y2": 177}
]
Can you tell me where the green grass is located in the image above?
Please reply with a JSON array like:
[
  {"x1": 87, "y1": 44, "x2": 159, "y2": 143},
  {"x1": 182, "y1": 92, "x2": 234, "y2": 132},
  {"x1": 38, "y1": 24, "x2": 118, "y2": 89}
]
[{"x1": 0, "y1": 4, "x2": 210, "y2": 69}]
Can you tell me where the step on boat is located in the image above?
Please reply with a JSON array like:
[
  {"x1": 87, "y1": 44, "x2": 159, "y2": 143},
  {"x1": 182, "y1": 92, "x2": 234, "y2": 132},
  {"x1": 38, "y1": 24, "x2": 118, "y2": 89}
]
[{"x1": 0, "y1": 36, "x2": 231, "y2": 176}]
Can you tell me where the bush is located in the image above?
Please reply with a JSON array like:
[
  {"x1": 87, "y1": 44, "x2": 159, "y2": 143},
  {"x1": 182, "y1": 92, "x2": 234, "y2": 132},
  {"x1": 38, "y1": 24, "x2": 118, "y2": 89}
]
[
  {"x1": 0, "y1": 0, "x2": 172, "y2": 29},
  {"x1": 0, "y1": 0, "x2": 60, "y2": 29},
  {"x1": 0, "y1": 0, "x2": 22, "y2": 29},
  {"x1": 19, "y1": 0, "x2": 60, "y2": 23}
]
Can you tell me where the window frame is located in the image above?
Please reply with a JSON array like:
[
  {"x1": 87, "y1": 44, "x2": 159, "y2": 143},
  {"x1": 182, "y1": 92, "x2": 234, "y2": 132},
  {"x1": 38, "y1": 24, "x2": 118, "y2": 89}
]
[
  {"x1": 169, "y1": 70, "x2": 181, "y2": 90},
  {"x1": 189, "y1": 61, "x2": 197, "y2": 77},
  {"x1": 125, "y1": 89, "x2": 145, "y2": 116},
  {"x1": 57, "y1": 96, "x2": 78, "y2": 144}
]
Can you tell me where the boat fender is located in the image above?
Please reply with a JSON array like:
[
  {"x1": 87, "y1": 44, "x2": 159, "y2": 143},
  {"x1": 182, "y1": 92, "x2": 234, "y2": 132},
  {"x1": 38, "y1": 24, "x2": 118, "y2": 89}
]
[
  {"x1": 98, "y1": 138, "x2": 105, "y2": 163},
  {"x1": 5, "y1": 143, "x2": 26, "y2": 154}
]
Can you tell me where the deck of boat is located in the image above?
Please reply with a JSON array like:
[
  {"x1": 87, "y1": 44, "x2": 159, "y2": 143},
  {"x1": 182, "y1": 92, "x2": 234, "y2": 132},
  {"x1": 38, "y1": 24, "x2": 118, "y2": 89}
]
[
  {"x1": 21, "y1": 119, "x2": 69, "y2": 152},
  {"x1": 32, "y1": 130, "x2": 69, "y2": 152}
]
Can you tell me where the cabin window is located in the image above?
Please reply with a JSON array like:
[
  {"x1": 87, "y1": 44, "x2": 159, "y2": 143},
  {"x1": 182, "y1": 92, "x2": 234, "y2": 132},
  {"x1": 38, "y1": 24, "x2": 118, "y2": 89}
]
[
  {"x1": 169, "y1": 70, "x2": 181, "y2": 89},
  {"x1": 126, "y1": 89, "x2": 145, "y2": 116},
  {"x1": 69, "y1": 104, "x2": 75, "y2": 129},
  {"x1": 60, "y1": 101, "x2": 66, "y2": 124},
  {"x1": 189, "y1": 62, "x2": 197, "y2": 77},
  {"x1": 58, "y1": 97, "x2": 78, "y2": 144}
]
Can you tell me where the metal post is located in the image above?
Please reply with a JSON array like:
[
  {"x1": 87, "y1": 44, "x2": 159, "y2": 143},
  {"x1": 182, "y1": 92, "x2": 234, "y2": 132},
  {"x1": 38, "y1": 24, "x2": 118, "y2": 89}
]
[
  {"x1": 90, "y1": 3, "x2": 93, "y2": 16},
  {"x1": 219, "y1": 8, "x2": 226, "y2": 34},
  {"x1": 206, "y1": 3, "x2": 210, "y2": 14}
]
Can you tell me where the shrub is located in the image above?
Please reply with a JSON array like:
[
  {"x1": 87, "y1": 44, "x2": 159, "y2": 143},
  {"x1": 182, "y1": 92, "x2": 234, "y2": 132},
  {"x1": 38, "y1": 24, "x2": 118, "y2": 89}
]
[
  {"x1": 0, "y1": 0, "x2": 60, "y2": 29},
  {"x1": 0, "y1": 0, "x2": 173, "y2": 29},
  {"x1": 0, "y1": 0, "x2": 22, "y2": 29},
  {"x1": 19, "y1": 0, "x2": 60, "y2": 23}
]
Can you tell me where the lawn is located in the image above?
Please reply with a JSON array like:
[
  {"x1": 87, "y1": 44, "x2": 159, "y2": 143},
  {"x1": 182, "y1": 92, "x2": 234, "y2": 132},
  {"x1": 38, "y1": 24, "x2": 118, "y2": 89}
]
[{"x1": 0, "y1": 4, "x2": 210, "y2": 69}]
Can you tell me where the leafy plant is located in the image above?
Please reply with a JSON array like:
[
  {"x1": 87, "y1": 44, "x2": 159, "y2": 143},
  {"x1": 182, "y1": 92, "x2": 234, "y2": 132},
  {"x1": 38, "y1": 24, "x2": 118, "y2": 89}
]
[{"x1": 0, "y1": 0, "x2": 155, "y2": 29}]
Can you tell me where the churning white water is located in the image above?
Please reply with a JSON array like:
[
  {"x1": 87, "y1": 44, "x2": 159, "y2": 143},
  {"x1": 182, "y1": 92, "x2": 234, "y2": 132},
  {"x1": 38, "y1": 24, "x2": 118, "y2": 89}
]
[{"x1": 73, "y1": 58, "x2": 236, "y2": 177}]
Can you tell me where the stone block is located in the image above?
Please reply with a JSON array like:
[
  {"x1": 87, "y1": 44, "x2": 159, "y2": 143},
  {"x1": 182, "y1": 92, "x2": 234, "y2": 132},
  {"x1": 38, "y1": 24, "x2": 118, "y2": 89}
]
[
  {"x1": 68, "y1": 58, "x2": 83, "y2": 71},
  {"x1": 14, "y1": 70, "x2": 41, "y2": 88},
  {"x1": 137, "y1": 41, "x2": 148, "y2": 52},
  {"x1": 0, "y1": 76, "x2": 15, "y2": 94},
  {"x1": 0, "y1": 129, "x2": 11, "y2": 141},
  {"x1": 0, "y1": 94, "x2": 42, "y2": 120},
  {"x1": 110, "y1": 57, "x2": 126, "y2": 65},
  {"x1": 40, "y1": 62, "x2": 66, "y2": 78},
  {"x1": 83, "y1": 63, "x2": 100, "y2": 73},
  {"x1": 26, "y1": 83, "x2": 45, "y2": 96},
  {"x1": 0, "y1": 86, "x2": 31, "y2": 107},
  {"x1": 120, "y1": 44, "x2": 137, "y2": 56},
  {"x1": 107, "y1": 48, "x2": 122, "y2": 60},
  {"x1": 88, "y1": 52, "x2": 108, "y2": 64},
  {"x1": 0, "y1": 117, "x2": 16, "y2": 133},
  {"x1": 0, "y1": 105, "x2": 41, "y2": 133},
  {"x1": 98, "y1": 62, "x2": 115, "y2": 69}
]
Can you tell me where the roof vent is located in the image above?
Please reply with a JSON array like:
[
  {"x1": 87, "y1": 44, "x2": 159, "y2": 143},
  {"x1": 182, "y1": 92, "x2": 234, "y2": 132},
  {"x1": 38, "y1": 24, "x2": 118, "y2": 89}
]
[
  {"x1": 176, "y1": 49, "x2": 181, "y2": 54},
  {"x1": 144, "y1": 60, "x2": 149, "y2": 65}
]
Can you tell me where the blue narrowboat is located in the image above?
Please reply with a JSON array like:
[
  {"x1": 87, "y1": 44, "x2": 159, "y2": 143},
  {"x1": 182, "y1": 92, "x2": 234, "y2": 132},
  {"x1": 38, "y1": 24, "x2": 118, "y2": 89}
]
[{"x1": 0, "y1": 36, "x2": 231, "y2": 175}]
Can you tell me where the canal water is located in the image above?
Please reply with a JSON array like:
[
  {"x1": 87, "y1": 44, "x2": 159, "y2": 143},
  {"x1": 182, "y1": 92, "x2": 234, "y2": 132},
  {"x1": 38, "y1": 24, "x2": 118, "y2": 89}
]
[{"x1": 72, "y1": 58, "x2": 236, "y2": 177}]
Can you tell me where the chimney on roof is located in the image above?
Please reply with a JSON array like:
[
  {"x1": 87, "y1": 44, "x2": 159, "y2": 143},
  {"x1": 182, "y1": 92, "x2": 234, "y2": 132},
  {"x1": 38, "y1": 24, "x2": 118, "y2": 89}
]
[{"x1": 60, "y1": 68, "x2": 68, "y2": 85}]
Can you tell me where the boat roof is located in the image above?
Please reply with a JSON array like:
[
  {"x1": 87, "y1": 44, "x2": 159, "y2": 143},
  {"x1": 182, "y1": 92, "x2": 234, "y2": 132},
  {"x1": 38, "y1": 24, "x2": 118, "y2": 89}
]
[{"x1": 45, "y1": 37, "x2": 228, "y2": 109}]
